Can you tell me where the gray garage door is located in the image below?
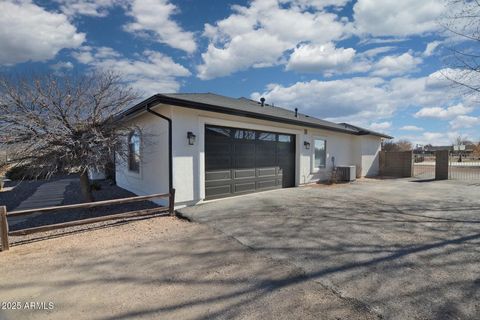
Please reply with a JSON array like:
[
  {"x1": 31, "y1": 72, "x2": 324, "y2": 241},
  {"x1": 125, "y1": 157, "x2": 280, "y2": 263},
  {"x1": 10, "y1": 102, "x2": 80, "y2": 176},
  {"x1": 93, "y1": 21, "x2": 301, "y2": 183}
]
[{"x1": 205, "y1": 125, "x2": 295, "y2": 199}]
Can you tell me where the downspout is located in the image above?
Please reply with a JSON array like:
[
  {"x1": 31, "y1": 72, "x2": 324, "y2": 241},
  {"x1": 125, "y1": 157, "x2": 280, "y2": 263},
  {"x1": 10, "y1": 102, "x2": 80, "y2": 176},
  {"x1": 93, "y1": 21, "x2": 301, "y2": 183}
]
[{"x1": 145, "y1": 105, "x2": 173, "y2": 192}]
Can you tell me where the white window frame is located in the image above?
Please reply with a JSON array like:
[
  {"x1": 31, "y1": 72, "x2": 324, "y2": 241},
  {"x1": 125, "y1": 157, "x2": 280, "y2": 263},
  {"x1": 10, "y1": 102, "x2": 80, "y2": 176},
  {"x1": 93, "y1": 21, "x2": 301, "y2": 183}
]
[{"x1": 311, "y1": 137, "x2": 327, "y2": 173}]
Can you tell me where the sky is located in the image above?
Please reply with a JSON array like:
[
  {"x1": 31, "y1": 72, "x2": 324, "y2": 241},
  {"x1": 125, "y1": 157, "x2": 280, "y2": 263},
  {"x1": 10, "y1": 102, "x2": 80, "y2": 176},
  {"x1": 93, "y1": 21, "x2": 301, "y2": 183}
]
[{"x1": 0, "y1": 0, "x2": 479, "y2": 146}]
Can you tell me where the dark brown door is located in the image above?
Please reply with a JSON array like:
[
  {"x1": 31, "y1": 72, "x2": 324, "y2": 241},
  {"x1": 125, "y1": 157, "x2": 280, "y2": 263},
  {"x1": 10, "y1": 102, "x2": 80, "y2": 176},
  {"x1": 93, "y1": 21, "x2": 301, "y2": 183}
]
[{"x1": 205, "y1": 125, "x2": 296, "y2": 199}]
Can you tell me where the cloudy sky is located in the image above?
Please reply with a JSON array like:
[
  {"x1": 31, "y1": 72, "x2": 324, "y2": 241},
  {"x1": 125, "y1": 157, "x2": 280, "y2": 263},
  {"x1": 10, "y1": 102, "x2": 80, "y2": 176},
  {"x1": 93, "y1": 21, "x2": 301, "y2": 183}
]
[{"x1": 0, "y1": 0, "x2": 479, "y2": 145}]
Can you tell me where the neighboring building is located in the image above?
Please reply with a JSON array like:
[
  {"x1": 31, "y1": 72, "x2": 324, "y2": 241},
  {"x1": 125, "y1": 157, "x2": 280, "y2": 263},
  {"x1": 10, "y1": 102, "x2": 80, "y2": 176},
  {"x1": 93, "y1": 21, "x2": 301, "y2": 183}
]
[
  {"x1": 414, "y1": 144, "x2": 475, "y2": 156},
  {"x1": 116, "y1": 93, "x2": 392, "y2": 208}
]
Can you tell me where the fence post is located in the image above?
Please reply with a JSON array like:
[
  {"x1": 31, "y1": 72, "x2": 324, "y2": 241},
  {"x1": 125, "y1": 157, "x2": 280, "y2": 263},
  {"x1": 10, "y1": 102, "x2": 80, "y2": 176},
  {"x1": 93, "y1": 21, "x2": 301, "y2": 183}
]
[
  {"x1": 379, "y1": 151, "x2": 385, "y2": 176},
  {"x1": 169, "y1": 189, "x2": 176, "y2": 215},
  {"x1": 435, "y1": 150, "x2": 449, "y2": 180},
  {"x1": 0, "y1": 206, "x2": 9, "y2": 251},
  {"x1": 407, "y1": 150, "x2": 414, "y2": 178}
]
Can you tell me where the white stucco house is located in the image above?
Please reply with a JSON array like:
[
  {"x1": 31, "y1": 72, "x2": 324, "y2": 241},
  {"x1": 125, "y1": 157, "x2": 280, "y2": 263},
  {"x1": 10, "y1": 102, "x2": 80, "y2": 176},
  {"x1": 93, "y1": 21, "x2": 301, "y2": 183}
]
[{"x1": 116, "y1": 93, "x2": 391, "y2": 208}]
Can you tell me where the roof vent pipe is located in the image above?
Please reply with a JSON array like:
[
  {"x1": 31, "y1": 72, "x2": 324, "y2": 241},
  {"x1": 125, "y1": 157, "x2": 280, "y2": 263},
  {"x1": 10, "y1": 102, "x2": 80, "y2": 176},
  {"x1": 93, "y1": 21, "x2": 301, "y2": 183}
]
[
  {"x1": 295, "y1": 108, "x2": 298, "y2": 118},
  {"x1": 260, "y1": 97, "x2": 265, "y2": 106}
]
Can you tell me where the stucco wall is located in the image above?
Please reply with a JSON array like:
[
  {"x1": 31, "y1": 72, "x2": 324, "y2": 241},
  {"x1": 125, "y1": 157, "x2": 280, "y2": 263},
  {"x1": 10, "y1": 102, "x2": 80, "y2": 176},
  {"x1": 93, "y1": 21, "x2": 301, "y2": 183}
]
[
  {"x1": 360, "y1": 135, "x2": 382, "y2": 177},
  {"x1": 116, "y1": 103, "x2": 383, "y2": 207},
  {"x1": 299, "y1": 128, "x2": 354, "y2": 183},
  {"x1": 115, "y1": 108, "x2": 171, "y2": 206}
]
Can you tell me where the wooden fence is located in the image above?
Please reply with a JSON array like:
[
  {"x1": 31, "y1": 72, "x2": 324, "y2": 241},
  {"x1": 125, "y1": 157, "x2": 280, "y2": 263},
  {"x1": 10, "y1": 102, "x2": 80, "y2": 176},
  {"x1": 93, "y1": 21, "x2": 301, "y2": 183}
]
[
  {"x1": 379, "y1": 151, "x2": 414, "y2": 178},
  {"x1": 0, "y1": 189, "x2": 175, "y2": 252}
]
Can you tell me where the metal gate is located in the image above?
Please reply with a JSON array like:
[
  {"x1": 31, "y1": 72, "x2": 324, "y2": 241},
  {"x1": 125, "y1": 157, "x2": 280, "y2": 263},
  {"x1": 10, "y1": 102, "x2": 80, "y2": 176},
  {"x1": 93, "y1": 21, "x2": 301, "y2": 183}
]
[
  {"x1": 449, "y1": 152, "x2": 480, "y2": 180},
  {"x1": 413, "y1": 153, "x2": 435, "y2": 180}
]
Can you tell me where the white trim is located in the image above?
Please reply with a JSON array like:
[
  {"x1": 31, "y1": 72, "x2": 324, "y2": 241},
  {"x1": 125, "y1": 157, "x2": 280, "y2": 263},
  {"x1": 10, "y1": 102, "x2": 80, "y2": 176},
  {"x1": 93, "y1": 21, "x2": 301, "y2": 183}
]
[{"x1": 311, "y1": 136, "x2": 327, "y2": 173}]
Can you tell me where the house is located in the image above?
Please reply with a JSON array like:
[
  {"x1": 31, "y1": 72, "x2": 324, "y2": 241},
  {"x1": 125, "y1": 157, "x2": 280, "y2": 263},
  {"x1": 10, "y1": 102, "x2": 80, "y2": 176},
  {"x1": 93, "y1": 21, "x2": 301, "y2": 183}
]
[{"x1": 116, "y1": 93, "x2": 392, "y2": 208}]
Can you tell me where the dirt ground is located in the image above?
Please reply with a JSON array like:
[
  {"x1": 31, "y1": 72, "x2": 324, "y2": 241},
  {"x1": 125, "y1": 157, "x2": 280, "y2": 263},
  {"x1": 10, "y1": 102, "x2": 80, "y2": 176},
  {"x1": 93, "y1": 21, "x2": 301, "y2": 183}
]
[{"x1": 0, "y1": 217, "x2": 379, "y2": 320}]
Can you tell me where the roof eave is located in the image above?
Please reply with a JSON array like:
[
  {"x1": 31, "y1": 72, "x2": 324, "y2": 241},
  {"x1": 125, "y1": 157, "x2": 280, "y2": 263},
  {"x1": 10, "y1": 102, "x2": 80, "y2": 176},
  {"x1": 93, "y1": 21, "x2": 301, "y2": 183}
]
[{"x1": 119, "y1": 94, "x2": 392, "y2": 138}]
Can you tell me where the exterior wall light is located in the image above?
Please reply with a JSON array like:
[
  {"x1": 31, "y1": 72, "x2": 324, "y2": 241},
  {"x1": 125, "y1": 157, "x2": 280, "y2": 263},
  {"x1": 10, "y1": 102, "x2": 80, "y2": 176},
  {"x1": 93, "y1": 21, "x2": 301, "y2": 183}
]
[
  {"x1": 187, "y1": 131, "x2": 196, "y2": 145},
  {"x1": 304, "y1": 141, "x2": 311, "y2": 149}
]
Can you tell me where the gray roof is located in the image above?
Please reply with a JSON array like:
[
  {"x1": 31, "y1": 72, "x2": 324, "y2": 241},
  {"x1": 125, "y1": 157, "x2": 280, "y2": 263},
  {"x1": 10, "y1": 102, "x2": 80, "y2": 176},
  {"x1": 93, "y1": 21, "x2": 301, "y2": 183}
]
[{"x1": 121, "y1": 92, "x2": 393, "y2": 139}]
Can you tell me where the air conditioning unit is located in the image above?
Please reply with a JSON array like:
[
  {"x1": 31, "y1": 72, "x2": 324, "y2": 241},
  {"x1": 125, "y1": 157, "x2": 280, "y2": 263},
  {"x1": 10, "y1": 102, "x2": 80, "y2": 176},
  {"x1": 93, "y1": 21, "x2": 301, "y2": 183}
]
[{"x1": 336, "y1": 166, "x2": 356, "y2": 182}]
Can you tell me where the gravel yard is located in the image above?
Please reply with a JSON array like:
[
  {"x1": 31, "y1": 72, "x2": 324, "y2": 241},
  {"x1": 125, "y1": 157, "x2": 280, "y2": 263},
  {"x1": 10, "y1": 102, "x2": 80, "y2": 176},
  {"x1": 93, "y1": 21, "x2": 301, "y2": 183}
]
[{"x1": 1, "y1": 176, "x2": 160, "y2": 232}]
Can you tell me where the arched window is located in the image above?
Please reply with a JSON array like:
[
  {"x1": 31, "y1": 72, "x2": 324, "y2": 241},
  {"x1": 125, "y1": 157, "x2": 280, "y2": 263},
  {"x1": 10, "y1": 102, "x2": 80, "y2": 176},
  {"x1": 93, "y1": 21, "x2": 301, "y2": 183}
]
[{"x1": 128, "y1": 130, "x2": 141, "y2": 172}]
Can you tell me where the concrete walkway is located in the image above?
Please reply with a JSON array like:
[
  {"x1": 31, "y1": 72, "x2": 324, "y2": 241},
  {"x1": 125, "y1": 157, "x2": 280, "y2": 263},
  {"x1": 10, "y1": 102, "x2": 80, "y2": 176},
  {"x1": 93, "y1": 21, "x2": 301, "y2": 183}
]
[{"x1": 9, "y1": 178, "x2": 76, "y2": 227}]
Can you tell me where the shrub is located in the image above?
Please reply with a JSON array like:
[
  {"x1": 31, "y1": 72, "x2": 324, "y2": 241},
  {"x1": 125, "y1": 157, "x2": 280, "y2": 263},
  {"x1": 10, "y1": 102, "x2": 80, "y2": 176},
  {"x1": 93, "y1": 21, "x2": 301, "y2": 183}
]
[
  {"x1": 90, "y1": 181, "x2": 102, "y2": 191},
  {"x1": 5, "y1": 164, "x2": 48, "y2": 180}
]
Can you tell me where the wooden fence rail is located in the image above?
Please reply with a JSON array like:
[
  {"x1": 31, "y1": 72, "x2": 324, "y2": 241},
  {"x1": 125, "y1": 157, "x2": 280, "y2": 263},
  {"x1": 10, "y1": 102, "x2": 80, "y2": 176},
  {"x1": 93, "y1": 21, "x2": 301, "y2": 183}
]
[{"x1": 0, "y1": 189, "x2": 175, "y2": 252}]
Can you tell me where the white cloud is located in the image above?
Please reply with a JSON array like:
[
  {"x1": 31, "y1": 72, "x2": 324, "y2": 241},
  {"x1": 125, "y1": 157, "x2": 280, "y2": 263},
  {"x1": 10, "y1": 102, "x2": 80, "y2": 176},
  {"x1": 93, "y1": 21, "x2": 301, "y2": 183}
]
[
  {"x1": 360, "y1": 46, "x2": 396, "y2": 58},
  {"x1": 449, "y1": 115, "x2": 480, "y2": 130},
  {"x1": 198, "y1": 0, "x2": 347, "y2": 79},
  {"x1": 55, "y1": 0, "x2": 119, "y2": 17},
  {"x1": 287, "y1": 0, "x2": 352, "y2": 9},
  {"x1": 371, "y1": 52, "x2": 422, "y2": 77},
  {"x1": 415, "y1": 103, "x2": 473, "y2": 120},
  {"x1": 286, "y1": 43, "x2": 355, "y2": 75},
  {"x1": 124, "y1": 0, "x2": 196, "y2": 53},
  {"x1": 369, "y1": 121, "x2": 391, "y2": 131},
  {"x1": 421, "y1": 132, "x2": 449, "y2": 145},
  {"x1": 400, "y1": 125, "x2": 424, "y2": 131},
  {"x1": 50, "y1": 61, "x2": 74, "y2": 73},
  {"x1": 251, "y1": 68, "x2": 467, "y2": 124},
  {"x1": 0, "y1": 0, "x2": 85, "y2": 65},
  {"x1": 353, "y1": 0, "x2": 445, "y2": 37},
  {"x1": 252, "y1": 77, "x2": 394, "y2": 120},
  {"x1": 423, "y1": 41, "x2": 442, "y2": 57},
  {"x1": 73, "y1": 46, "x2": 191, "y2": 94}
]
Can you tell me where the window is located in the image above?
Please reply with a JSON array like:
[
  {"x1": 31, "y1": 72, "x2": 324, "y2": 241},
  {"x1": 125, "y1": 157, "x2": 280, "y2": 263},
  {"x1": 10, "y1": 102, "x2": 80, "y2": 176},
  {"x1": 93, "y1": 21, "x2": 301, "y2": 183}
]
[
  {"x1": 206, "y1": 126, "x2": 231, "y2": 139},
  {"x1": 128, "y1": 131, "x2": 141, "y2": 172},
  {"x1": 314, "y1": 139, "x2": 326, "y2": 168},
  {"x1": 278, "y1": 134, "x2": 292, "y2": 143},
  {"x1": 234, "y1": 129, "x2": 255, "y2": 140},
  {"x1": 258, "y1": 132, "x2": 276, "y2": 141}
]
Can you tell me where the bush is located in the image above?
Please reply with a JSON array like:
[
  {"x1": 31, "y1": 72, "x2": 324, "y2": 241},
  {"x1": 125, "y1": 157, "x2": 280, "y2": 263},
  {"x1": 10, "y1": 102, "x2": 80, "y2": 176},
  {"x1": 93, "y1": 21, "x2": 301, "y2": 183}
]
[
  {"x1": 90, "y1": 181, "x2": 102, "y2": 191},
  {"x1": 5, "y1": 164, "x2": 48, "y2": 180}
]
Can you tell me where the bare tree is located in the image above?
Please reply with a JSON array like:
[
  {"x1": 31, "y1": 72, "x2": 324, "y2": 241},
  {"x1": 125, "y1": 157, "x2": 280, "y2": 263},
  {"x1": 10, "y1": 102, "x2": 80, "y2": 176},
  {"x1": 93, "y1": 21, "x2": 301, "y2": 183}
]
[
  {"x1": 473, "y1": 142, "x2": 480, "y2": 158},
  {"x1": 396, "y1": 140, "x2": 413, "y2": 151},
  {"x1": 453, "y1": 135, "x2": 471, "y2": 146},
  {"x1": 0, "y1": 72, "x2": 139, "y2": 202},
  {"x1": 382, "y1": 139, "x2": 413, "y2": 152},
  {"x1": 441, "y1": 1, "x2": 480, "y2": 95}
]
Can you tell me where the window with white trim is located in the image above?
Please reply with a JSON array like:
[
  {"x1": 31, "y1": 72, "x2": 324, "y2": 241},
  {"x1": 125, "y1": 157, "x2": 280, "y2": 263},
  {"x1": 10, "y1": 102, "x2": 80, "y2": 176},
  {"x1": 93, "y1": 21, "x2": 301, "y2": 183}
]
[
  {"x1": 314, "y1": 139, "x2": 326, "y2": 168},
  {"x1": 128, "y1": 130, "x2": 141, "y2": 172}
]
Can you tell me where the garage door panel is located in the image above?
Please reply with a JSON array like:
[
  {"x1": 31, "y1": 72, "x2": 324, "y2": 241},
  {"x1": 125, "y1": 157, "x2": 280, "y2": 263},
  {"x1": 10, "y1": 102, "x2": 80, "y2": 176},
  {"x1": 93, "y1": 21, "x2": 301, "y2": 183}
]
[
  {"x1": 233, "y1": 144, "x2": 255, "y2": 168},
  {"x1": 255, "y1": 142, "x2": 276, "y2": 167},
  {"x1": 234, "y1": 169, "x2": 256, "y2": 179},
  {"x1": 256, "y1": 179, "x2": 278, "y2": 190},
  {"x1": 234, "y1": 182, "x2": 256, "y2": 193},
  {"x1": 205, "y1": 141, "x2": 232, "y2": 170},
  {"x1": 257, "y1": 167, "x2": 277, "y2": 177},
  {"x1": 205, "y1": 125, "x2": 295, "y2": 199},
  {"x1": 205, "y1": 170, "x2": 231, "y2": 182},
  {"x1": 205, "y1": 185, "x2": 232, "y2": 198}
]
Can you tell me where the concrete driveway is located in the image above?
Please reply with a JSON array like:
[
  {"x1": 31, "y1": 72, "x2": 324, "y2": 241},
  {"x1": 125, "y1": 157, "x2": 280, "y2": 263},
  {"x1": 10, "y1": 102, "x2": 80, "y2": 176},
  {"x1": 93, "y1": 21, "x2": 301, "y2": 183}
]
[{"x1": 178, "y1": 179, "x2": 480, "y2": 320}]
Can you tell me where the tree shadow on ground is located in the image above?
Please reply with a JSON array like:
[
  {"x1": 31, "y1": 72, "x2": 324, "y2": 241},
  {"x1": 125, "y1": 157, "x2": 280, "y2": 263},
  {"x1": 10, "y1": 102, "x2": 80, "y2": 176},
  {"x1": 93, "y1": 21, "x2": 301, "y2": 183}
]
[{"x1": 178, "y1": 181, "x2": 480, "y2": 319}]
